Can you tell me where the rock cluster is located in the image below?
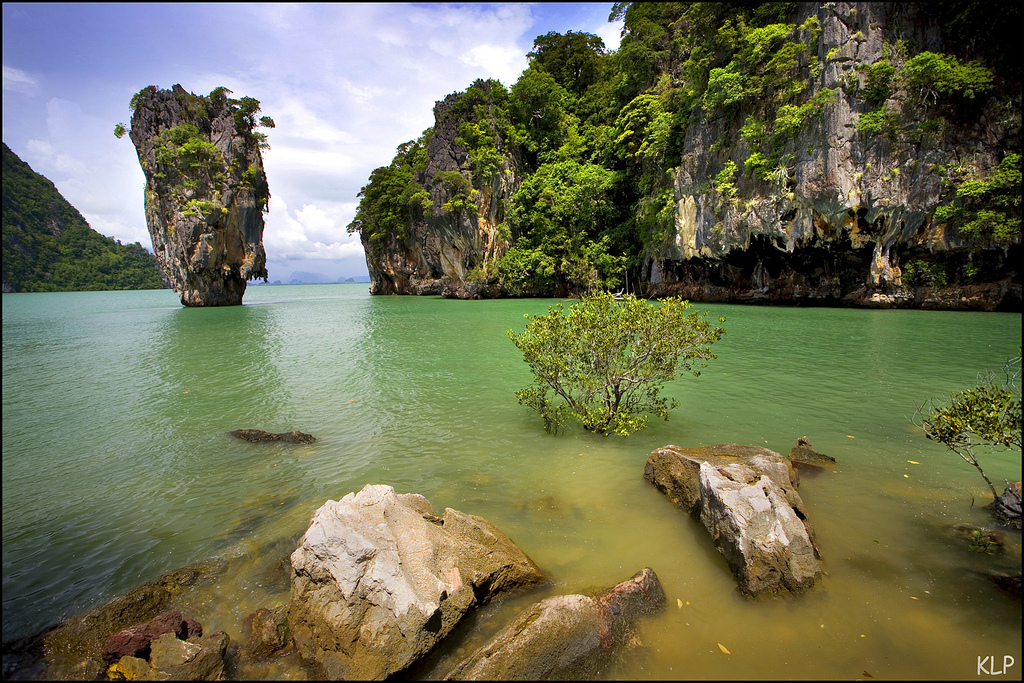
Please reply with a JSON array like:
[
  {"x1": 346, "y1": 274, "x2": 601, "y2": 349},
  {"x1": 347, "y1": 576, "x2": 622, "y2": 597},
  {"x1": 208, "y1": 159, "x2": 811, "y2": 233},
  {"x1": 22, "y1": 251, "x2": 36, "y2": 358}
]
[
  {"x1": 3, "y1": 459, "x2": 831, "y2": 680},
  {"x1": 105, "y1": 617, "x2": 229, "y2": 681},
  {"x1": 645, "y1": 443, "x2": 824, "y2": 597},
  {"x1": 286, "y1": 484, "x2": 545, "y2": 679},
  {"x1": 128, "y1": 85, "x2": 270, "y2": 306}
]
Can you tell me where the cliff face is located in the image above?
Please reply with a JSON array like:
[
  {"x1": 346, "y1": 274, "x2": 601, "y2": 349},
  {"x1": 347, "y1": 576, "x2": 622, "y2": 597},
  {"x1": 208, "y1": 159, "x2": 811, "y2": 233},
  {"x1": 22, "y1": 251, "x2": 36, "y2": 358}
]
[
  {"x1": 128, "y1": 85, "x2": 270, "y2": 306},
  {"x1": 648, "y1": 2, "x2": 1020, "y2": 309},
  {"x1": 361, "y1": 80, "x2": 518, "y2": 298},
  {"x1": 358, "y1": 3, "x2": 1020, "y2": 309}
]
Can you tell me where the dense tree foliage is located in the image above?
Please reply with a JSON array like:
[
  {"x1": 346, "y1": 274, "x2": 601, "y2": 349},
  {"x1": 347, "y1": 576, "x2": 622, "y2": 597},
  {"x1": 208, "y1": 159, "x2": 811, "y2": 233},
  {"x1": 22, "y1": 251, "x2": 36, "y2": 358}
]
[
  {"x1": 349, "y1": 2, "x2": 1021, "y2": 295},
  {"x1": 508, "y1": 292, "x2": 726, "y2": 435},
  {"x1": 2, "y1": 143, "x2": 165, "y2": 292}
]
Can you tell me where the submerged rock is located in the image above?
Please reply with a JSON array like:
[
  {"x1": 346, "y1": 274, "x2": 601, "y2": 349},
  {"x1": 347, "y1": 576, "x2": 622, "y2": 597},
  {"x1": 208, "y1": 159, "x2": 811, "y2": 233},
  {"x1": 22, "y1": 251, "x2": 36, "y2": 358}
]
[
  {"x1": 645, "y1": 444, "x2": 824, "y2": 597},
  {"x1": 287, "y1": 484, "x2": 545, "y2": 680},
  {"x1": 788, "y1": 436, "x2": 836, "y2": 474},
  {"x1": 445, "y1": 567, "x2": 666, "y2": 681},
  {"x1": 989, "y1": 481, "x2": 1022, "y2": 529},
  {"x1": 230, "y1": 429, "x2": 316, "y2": 444},
  {"x1": 241, "y1": 607, "x2": 291, "y2": 661},
  {"x1": 127, "y1": 84, "x2": 272, "y2": 306}
]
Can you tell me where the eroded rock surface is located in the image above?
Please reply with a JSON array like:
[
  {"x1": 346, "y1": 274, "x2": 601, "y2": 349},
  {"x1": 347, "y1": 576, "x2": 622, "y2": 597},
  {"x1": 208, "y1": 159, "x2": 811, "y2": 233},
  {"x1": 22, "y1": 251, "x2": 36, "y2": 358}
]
[
  {"x1": 128, "y1": 85, "x2": 271, "y2": 306},
  {"x1": 360, "y1": 80, "x2": 519, "y2": 299},
  {"x1": 645, "y1": 444, "x2": 823, "y2": 597},
  {"x1": 287, "y1": 484, "x2": 545, "y2": 680},
  {"x1": 446, "y1": 567, "x2": 666, "y2": 681}
]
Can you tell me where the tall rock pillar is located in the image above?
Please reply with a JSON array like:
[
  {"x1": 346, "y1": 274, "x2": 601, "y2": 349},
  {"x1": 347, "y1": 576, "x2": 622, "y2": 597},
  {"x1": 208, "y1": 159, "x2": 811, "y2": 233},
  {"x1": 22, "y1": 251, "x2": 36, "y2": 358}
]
[{"x1": 126, "y1": 85, "x2": 271, "y2": 306}]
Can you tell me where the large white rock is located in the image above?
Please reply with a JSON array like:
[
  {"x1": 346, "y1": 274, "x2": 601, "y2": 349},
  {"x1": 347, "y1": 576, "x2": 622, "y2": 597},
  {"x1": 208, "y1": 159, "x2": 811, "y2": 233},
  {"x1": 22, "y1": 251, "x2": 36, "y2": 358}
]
[
  {"x1": 645, "y1": 444, "x2": 824, "y2": 597},
  {"x1": 287, "y1": 484, "x2": 544, "y2": 680}
]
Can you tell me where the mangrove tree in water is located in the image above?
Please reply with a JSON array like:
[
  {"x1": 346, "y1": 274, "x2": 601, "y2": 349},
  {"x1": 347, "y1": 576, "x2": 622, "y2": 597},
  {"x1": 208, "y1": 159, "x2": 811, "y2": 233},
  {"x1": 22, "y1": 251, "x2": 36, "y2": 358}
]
[{"x1": 508, "y1": 292, "x2": 725, "y2": 436}]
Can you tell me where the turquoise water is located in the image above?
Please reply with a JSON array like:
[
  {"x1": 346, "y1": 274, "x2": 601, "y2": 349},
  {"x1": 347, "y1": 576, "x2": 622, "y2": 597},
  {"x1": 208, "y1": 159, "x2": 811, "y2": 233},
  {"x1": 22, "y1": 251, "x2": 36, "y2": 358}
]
[{"x1": 2, "y1": 284, "x2": 1021, "y2": 679}]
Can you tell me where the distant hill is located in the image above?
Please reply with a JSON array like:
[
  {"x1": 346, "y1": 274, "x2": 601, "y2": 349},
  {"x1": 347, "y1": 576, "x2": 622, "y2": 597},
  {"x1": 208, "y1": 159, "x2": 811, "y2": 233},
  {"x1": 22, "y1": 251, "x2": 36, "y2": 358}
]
[{"x1": 2, "y1": 142, "x2": 165, "y2": 292}]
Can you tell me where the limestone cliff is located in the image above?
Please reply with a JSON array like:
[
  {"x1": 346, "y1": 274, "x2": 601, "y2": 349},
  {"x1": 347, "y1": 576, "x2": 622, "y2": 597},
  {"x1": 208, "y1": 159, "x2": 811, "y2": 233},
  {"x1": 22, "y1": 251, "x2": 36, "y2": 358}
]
[
  {"x1": 360, "y1": 80, "x2": 518, "y2": 298},
  {"x1": 127, "y1": 85, "x2": 271, "y2": 306},
  {"x1": 648, "y1": 2, "x2": 1021, "y2": 309},
  {"x1": 355, "y1": 3, "x2": 1020, "y2": 309}
]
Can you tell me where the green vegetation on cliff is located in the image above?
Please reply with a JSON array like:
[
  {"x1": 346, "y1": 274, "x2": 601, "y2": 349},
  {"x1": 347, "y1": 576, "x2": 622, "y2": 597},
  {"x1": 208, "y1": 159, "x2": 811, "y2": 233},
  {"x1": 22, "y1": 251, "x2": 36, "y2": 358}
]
[
  {"x1": 2, "y1": 143, "x2": 165, "y2": 292},
  {"x1": 350, "y1": 2, "x2": 1021, "y2": 297}
]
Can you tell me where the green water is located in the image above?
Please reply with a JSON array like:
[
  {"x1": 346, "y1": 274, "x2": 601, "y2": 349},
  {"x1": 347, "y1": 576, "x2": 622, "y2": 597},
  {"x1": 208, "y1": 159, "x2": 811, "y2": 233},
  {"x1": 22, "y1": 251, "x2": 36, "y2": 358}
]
[{"x1": 2, "y1": 285, "x2": 1021, "y2": 679}]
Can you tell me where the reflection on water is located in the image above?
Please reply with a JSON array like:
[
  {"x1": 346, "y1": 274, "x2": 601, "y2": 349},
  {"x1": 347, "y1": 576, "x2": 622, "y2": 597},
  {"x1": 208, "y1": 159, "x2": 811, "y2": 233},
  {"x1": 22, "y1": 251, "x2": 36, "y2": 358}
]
[{"x1": 2, "y1": 286, "x2": 1021, "y2": 679}]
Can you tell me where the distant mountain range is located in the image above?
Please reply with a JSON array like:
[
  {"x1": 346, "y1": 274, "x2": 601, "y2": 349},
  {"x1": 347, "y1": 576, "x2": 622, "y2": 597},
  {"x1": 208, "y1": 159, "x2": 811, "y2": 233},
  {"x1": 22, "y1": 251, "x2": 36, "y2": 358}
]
[
  {"x1": 252, "y1": 272, "x2": 371, "y2": 285},
  {"x1": 2, "y1": 142, "x2": 166, "y2": 293}
]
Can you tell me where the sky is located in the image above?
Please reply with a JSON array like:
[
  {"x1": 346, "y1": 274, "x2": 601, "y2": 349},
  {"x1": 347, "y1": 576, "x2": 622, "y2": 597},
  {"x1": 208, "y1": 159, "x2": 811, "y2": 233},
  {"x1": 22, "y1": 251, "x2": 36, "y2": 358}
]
[{"x1": 2, "y1": 3, "x2": 623, "y2": 282}]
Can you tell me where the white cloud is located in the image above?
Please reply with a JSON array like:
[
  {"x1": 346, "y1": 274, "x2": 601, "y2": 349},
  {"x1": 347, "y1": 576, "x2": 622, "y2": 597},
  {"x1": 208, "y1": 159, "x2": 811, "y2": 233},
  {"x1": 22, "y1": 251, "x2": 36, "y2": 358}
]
[
  {"x1": 460, "y1": 44, "x2": 529, "y2": 86},
  {"x1": 263, "y1": 196, "x2": 362, "y2": 263},
  {"x1": 22, "y1": 98, "x2": 150, "y2": 246},
  {"x1": 2, "y1": 65, "x2": 38, "y2": 94}
]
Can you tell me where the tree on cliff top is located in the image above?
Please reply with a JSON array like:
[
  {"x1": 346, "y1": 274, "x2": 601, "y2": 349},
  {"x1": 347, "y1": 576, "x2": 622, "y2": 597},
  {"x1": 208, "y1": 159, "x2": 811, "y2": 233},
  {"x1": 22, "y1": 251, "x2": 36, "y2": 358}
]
[{"x1": 508, "y1": 292, "x2": 726, "y2": 436}]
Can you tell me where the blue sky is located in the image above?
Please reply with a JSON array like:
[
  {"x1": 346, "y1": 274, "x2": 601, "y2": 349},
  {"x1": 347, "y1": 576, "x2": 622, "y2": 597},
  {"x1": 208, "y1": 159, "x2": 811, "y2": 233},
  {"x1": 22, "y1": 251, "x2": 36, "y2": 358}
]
[{"x1": 2, "y1": 3, "x2": 622, "y2": 282}]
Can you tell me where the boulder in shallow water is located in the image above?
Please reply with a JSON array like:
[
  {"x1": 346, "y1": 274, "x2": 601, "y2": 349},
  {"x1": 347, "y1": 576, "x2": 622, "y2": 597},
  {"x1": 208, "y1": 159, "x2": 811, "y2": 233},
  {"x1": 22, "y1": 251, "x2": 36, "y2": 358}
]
[
  {"x1": 287, "y1": 484, "x2": 545, "y2": 680},
  {"x1": 242, "y1": 606, "x2": 291, "y2": 660},
  {"x1": 645, "y1": 444, "x2": 823, "y2": 598},
  {"x1": 445, "y1": 567, "x2": 666, "y2": 681},
  {"x1": 988, "y1": 481, "x2": 1022, "y2": 529},
  {"x1": 788, "y1": 436, "x2": 836, "y2": 469},
  {"x1": 148, "y1": 630, "x2": 228, "y2": 681},
  {"x1": 230, "y1": 429, "x2": 316, "y2": 444}
]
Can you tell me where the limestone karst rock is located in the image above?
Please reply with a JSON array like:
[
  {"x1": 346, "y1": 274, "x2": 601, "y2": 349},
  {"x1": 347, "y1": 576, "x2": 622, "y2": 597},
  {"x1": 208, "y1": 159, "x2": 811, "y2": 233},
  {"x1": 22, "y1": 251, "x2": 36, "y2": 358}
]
[
  {"x1": 127, "y1": 85, "x2": 271, "y2": 306},
  {"x1": 357, "y1": 79, "x2": 518, "y2": 298},
  {"x1": 354, "y1": 4, "x2": 1020, "y2": 308}
]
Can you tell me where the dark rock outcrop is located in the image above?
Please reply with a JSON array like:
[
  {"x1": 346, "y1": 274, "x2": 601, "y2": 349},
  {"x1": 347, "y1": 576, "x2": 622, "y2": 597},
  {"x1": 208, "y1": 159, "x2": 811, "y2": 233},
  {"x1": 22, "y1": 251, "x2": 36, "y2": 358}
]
[
  {"x1": 789, "y1": 436, "x2": 836, "y2": 471},
  {"x1": 287, "y1": 484, "x2": 545, "y2": 680},
  {"x1": 128, "y1": 85, "x2": 270, "y2": 306},
  {"x1": 989, "y1": 481, "x2": 1022, "y2": 529},
  {"x1": 446, "y1": 567, "x2": 666, "y2": 681},
  {"x1": 645, "y1": 444, "x2": 824, "y2": 597},
  {"x1": 230, "y1": 429, "x2": 316, "y2": 444}
]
